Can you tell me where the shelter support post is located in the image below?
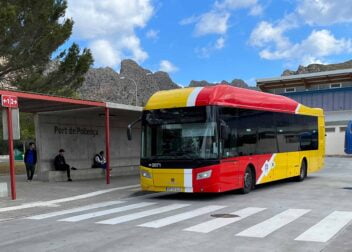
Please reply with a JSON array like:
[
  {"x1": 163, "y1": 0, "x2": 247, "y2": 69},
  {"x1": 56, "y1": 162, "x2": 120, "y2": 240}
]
[
  {"x1": 7, "y1": 107, "x2": 16, "y2": 200},
  {"x1": 105, "y1": 107, "x2": 110, "y2": 184}
]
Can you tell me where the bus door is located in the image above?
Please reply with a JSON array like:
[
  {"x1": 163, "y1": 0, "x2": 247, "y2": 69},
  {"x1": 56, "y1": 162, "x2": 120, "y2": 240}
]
[{"x1": 276, "y1": 114, "x2": 300, "y2": 179}]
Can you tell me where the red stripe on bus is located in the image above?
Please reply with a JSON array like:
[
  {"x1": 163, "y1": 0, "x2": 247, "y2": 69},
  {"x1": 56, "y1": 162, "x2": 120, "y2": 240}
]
[
  {"x1": 195, "y1": 85, "x2": 299, "y2": 114},
  {"x1": 191, "y1": 154, "x2": 273, "y2": 192}
]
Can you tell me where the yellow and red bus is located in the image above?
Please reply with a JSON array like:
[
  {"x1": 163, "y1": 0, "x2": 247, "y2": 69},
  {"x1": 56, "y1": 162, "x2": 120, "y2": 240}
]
[{"x1": 133, "y1": 85, "x2": 325, "y2": 194}]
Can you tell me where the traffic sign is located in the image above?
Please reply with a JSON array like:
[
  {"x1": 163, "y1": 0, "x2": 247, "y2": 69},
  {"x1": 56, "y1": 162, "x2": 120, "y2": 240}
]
[{"x1": 1, "y1": 95, "x2": 18, "y2": 108}]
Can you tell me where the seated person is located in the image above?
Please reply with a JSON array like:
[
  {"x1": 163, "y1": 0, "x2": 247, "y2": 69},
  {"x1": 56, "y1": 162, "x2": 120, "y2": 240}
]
[
  {"x1": 92, "y1": 151, "x2": 107, "y2": 169},
  {"x1": 54, "y1": 149, "x2": 73, "y2": 181}
]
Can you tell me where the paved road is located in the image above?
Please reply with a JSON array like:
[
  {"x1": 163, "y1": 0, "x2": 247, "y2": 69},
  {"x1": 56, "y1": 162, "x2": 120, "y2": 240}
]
[{"x1": 0, "y1": 157, "x2": 351, "y2": 252}]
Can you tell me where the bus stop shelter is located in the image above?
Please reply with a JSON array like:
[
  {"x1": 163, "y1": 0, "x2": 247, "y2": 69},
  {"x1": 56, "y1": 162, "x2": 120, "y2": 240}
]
[{"x1": 0, "y1": 89, "x2": 142, "y2": 200}]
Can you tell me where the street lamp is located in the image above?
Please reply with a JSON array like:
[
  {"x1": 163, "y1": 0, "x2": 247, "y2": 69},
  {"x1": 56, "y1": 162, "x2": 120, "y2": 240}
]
[{"x1": 119, "y1": 76, "x2": 138, "y2": 106}]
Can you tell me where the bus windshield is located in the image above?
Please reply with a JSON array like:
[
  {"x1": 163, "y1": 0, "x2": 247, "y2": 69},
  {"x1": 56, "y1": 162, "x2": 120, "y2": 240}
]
[{"x1": 142, "y1": 107, "x2": 218, "y2": 160}]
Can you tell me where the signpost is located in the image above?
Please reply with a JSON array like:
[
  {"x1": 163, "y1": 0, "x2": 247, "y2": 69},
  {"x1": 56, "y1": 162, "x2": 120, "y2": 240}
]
[
  {"x1": 2, "y1": 95, "x2": 18, "y2": 108},
  {"x1": 1, "y1": 95, "x2": 18, "y2": 200}
]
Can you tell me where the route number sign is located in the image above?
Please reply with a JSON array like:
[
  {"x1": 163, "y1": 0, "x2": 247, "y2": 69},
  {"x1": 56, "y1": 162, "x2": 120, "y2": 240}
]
[{"x1": 1, "y1": 95, "x2": 18, "y2": 108}]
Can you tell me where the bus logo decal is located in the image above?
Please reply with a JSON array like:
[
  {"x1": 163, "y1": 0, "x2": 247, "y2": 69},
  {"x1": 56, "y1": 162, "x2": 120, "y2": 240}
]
[{"x1": 256, "y1": 154, "x2": 277, "y2": 184}]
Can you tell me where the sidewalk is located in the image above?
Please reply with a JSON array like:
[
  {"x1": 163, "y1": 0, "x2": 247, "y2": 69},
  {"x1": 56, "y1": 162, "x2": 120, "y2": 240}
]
[{"x1": 0, "y1": 174, "x2": 141, "y2": 208}]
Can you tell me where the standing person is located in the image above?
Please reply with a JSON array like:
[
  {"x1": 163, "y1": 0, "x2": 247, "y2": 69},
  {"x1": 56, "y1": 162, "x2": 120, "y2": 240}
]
[
  {"x1": 54, "y1": 149, "x2": 73, "y2": 181},
  {"x1": 24, "y1": 142, "x2": 37, "y2": 181},
  {"x1": 92, "y1": 151, "x2": 107, "y2": 169}
]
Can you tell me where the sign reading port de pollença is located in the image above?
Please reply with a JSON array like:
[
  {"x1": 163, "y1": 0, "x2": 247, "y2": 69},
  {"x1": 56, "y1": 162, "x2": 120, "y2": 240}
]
[{"x1": 54, "y1": 126, "x2": 99, "y2": 137}]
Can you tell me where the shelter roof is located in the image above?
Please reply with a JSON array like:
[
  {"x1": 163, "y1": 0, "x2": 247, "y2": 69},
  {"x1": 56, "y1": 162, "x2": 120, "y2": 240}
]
[{"x1": 256, "y1": 68, "x2": 352, "y2": 90}]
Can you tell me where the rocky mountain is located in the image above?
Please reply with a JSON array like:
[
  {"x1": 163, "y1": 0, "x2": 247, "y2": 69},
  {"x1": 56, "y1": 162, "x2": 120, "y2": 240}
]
[
  {"x1": 282, "y1": 60, "x2": 352, "y2": 76},
  {"x1": 79, "y1": 59, "x2": 252, "y2": 106},
  {"x1": 189, "y1": 79, "x2": 249, "y2": 88},
  {"x1": 78, "y1": 59, "x2": 179, "y2": 106}
]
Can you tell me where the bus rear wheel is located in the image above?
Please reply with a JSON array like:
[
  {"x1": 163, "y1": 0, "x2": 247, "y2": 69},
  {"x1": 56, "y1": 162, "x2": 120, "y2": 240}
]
[
  {"x1": 295, "y1": 160, "x2": 307, "y2": 182},
  {"x1": 241, "y1": 167, "x2": 254, "y2": 194}
]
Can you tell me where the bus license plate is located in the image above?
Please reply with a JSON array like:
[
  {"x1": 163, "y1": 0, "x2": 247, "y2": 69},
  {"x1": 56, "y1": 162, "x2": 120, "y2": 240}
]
[{"x1": 166, "y1": 187, "x2": 182, "y2": 192}]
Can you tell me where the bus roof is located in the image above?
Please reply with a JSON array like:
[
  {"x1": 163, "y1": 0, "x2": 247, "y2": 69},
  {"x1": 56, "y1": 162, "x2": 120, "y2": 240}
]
[{"x1": 144, "y1": 85, "x2": 323, "y2": 116}]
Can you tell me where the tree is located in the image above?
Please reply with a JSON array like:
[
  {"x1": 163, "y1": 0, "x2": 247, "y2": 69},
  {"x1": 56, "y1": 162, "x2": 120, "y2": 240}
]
[{"x1": 0, "y1": 0, "x2": 93, "y2": 96}]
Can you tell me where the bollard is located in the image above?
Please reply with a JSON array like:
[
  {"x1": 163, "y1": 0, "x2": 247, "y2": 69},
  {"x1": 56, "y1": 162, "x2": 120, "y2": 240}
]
[{"x1": 0, "y1": 182, "x2": 8, "y2": 197}]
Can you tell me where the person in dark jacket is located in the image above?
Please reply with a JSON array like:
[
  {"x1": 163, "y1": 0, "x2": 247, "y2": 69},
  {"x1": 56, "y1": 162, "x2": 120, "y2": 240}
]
[
  {"x1": 92, "y1": 151, "x2": 107, "y2": 169},
  {"x1": 24, "y1": 142, "x2": 37, "y2": 181},
  {"x1": 54, "y1": 149, "x2": 73, "y2": 181}
]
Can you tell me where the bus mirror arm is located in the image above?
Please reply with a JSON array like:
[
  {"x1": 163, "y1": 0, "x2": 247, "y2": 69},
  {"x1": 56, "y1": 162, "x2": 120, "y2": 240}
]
[{"x1": 127, "y1": 117, "x2": 141, "y2": 141}]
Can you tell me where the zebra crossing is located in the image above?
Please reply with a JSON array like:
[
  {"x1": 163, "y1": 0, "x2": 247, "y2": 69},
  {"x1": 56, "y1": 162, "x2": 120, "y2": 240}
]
[{"x1": 25, "y1": 200, "x2": 352, "y2": 243}]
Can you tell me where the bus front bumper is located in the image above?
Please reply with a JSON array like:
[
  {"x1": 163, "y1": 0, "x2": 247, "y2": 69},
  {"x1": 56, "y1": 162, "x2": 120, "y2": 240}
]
[{"x1": 139, "y1": 166, "x2": 235, "y2": 193}]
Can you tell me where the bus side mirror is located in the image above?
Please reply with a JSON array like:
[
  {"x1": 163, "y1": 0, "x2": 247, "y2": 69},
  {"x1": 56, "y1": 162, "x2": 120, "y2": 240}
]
[
  {"x1": 127, "y1": 126, "x2": 132, "y2": 141},
  {"x1": 127, "y1": 117, "x2": 141, "y2": 141}
]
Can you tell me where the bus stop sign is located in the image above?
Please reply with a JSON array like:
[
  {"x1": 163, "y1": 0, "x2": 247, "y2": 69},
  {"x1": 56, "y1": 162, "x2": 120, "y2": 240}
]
[{"x1": 1, "y1": 95, "x2": 18, "y2": 108}]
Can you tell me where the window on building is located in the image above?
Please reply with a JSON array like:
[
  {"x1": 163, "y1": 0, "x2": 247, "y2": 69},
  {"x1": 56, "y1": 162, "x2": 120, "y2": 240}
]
[
  {"x1": 330, "y1": 83, "x2": 341, "y2": 89},
  {"x1": 325, "y1": 127, "x2": 335, "y2": 133},
  {"x1": 284, "y1": 87, "x2": 296, "y2": 93},
  {"x1": 340, "y1": 127, "x2": 347, "y2": 132}
]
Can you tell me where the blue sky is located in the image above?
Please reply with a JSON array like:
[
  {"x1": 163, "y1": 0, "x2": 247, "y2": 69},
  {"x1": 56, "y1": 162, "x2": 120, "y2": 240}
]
[{"x1": 65, "y1": 0, "x2": 352, "y2": 86}]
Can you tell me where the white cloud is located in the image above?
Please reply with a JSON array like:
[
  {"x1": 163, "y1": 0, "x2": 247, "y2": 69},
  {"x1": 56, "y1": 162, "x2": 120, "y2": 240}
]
[
  {"x1": 195, "y1": 11, "x2": 230, "y2": 36},
  {"x1": 196, "y1": 37, "x2": 226, "y2": 58},
  {"x1": 250, "y1": 21, "x2": 291, "y2": 49},
  {"x1": 179, "y1": 0, "x2": 263, "y2": 59},
  {"x1": 249, "y1": 4, "x2": 263, "y2": 16},
  {"x1": 215, "y1": 0, "x2": 263, "y2": 16},
  {"x1": 297, "y1": 0, "x2": 352, "y2": 25},
  {"x1": 66, "y1": 0, "x2": 154, "y2": 67},
  {"x1": 179, "y1": 15, "x2": 199, "y2": 25},
  {"x1": 159, "y1": 60, "x2": 178, "y2": 73},
  {"x1": 215, "y1": 0, "x2": 258, "y2": 9},
  {"x1": 251, "y1": 24, "x2": 352, "y2": 65},
  {"x1": 146, "y1": 29, "x2": 159, "y2": 40},
  {"x1": 181, "y1": 0, "x2": 262, "y2": 37},
  {"x1": 215, "y1": 37, "x2": 225, "y2": 49},
  {"x1": 90, "y1": 40, "x2": 120, "y2": 66},
  {"x1": 249, "y1": 1, "x2": 352, "y2": 65}
]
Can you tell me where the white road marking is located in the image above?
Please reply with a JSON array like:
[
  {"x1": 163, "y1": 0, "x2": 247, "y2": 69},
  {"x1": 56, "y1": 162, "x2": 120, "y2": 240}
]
[
  {"x1": 295, "y1": 211, "x2": 352, "y2": 242},
  {"x1": 97, "y1": 204, "x2": 190, "y2": 225},
  {"x1": 26, "y1": 201, "x2": 124, "y2": 220},
  {"x1": 48, "y1": 185, "x2": 140, "y2": 204},
  {"x1": 128, "y1": 188, "x2": 141, "y2": 192},
  {"x1": 0, "y1": 184, "x2": 139, "y2": 213},
  {"x1": 58, "y1": 202, "x2": 156, "y2": 222},
  {"x1": 184, "y1": 207, "x2": 266, "y2": 233},
  {"x1": 139, "y1": 205, "x2": 226, "y2": 228},
  {"x1": 236, "y1": 209, "x2": 311, "y2": 238}
]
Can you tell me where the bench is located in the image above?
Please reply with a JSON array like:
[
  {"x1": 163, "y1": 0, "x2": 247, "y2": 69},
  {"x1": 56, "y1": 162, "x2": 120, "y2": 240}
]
[{"x1": 43, "y1": 165, "x2": 139, "y2": 182}]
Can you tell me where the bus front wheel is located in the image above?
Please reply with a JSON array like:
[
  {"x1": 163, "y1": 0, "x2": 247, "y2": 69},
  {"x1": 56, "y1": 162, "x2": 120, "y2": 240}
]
[
  {"x1": 295, "y1": 160, "x2": 307, "y2": 182},
  {"x1": 241, "y1": 167, "x2": 254, "y2": 194}
]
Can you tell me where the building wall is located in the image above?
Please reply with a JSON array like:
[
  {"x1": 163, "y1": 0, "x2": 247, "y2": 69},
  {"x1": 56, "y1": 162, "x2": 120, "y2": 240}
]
[
  {"x1": 325, "y1": 125, "x2": 346, "y2": 155},
  {"x1": 323, "y1": 110, "x2": 352, "y2": 155},
  {"x1": 35, "y1": 109, "x2": 141, "y2": 181},
  {"x1": 284, "y1": 87, "x2": 352, "y2": 112},
  {"x1": 267, "y1": 81, "x2": 352, "y2": 94}
]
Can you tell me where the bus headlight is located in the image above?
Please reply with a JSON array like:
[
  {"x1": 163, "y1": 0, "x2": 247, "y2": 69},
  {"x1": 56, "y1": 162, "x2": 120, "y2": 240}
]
[
  {"x1": 197, "y1": 170, "x2": 212, "y2": 180},
  {"x1": 141, "y1": 170, "x2": 152, "y2": 179}
]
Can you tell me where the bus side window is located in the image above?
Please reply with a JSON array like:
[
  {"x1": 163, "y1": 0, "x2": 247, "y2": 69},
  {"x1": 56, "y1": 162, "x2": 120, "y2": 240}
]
[
  {"x1": 276, "y1": 113, "x2": 300, "y2": 152},
  {"x1": 219, "y1": 108, "x2": 238, "y2": 158},
  {"x1": 237, "y1": 110, "x2": 257, "y2": 156},
  {"x1": 256, "y1": 112, "x2": 278, "y2": 154}
]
